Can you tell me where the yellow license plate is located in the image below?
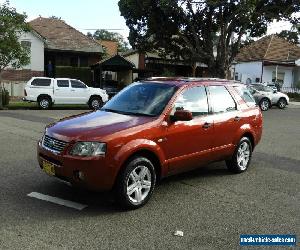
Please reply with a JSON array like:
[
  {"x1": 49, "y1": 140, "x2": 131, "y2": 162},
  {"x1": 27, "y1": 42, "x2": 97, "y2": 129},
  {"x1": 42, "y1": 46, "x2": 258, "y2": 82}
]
[{"x1": 42, "y1": 160, "x2": 55, "y2": 176}]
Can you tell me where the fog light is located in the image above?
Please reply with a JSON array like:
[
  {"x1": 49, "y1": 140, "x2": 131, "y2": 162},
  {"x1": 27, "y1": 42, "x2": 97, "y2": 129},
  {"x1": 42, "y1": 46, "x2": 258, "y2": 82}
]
[
  {"x1": 78, "y1": 171, "x2": 85, "y2": 181},
  {"x1": 74, "y1": 170, "x2": 85, "y2": 181}
]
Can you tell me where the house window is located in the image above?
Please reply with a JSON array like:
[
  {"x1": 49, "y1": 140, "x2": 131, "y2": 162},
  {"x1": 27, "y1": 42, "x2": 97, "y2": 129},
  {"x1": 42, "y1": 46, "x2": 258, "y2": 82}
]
[
  {"x1": 21, "y1": 41, "x2": 31, "y2": 52},
  {"x1": 272, "y1": 71, "x2": 285, "y2": 84}
]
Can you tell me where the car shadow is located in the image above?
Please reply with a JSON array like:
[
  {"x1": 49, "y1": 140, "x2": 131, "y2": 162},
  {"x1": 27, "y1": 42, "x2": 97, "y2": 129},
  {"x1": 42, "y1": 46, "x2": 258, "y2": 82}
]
[
  {"x1": 25, "y1": 161, "x2": 232, "y2": 216},
  {"x1": 159, "y1": 161, "x2": 231, "y2": 186}
]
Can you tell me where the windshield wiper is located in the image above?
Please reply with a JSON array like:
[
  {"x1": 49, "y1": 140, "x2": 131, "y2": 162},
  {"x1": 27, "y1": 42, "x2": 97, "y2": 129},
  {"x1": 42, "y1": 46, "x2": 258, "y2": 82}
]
[
  {"x1": 126, "y1": 112, "x2": 156, "y2": 117},
  {"x1": 101, "y1": 108, "x2": 156, "y2": 117},
  {"x1": 101, "y1": 108, "x2": 131, "y2": 115}
]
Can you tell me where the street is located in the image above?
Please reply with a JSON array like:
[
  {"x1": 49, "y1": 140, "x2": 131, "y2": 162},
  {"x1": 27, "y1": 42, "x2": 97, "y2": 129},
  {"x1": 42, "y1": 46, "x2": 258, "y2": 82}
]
[{"x1": 0, "y1": 106, "x2": 299, "y2": 249}]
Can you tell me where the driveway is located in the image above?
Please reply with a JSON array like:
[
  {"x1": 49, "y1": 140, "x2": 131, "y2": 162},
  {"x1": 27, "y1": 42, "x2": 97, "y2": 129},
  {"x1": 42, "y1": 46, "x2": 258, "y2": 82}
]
[{"x1": 0, "y1": 105, "x2": 299, "y2": 249}]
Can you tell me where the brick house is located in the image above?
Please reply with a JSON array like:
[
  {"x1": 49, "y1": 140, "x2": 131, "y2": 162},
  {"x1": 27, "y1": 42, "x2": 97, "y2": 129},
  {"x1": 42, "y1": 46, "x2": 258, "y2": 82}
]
[
  {"x1": 122, "y1": 50, "x2": 208, "y2": 80},
  {"x1": 2, "y1": 17, "x2": 103, "y2": 96},
  {"x1": 97, "y1": 40, "x2": 118, "y2": 57}
]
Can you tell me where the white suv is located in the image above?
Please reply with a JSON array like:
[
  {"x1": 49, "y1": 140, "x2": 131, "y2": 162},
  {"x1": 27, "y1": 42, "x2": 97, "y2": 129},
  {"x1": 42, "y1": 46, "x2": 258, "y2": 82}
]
[{"x1": 23, "y1": 77, "x2": 109, "y2": 109}]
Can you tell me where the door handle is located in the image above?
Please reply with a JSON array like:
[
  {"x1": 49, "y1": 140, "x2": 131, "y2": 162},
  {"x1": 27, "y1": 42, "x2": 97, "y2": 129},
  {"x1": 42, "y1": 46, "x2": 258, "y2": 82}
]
[
  {"x1": 71, "y1": 89, "x2": 75, "y2": 92},
  {"x1": 234, "y1": 116, "x2": 241, "y2": 121},
  {"x1": 202, "y1": 122, "x2": 212, "y2": 129}
]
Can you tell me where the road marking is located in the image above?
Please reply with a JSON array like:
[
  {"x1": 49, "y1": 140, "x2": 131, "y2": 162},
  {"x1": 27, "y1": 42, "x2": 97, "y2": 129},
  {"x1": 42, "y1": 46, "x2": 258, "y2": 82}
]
[{"x1": 27, "y1": 192, "x2": 88, "y2": 210}]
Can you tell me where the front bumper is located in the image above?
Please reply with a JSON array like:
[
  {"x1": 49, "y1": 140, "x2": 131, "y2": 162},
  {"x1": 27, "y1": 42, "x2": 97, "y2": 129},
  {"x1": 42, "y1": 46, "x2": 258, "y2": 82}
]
[{"x1": 37, "y1": 140, "x2": 117, "y2": 191}]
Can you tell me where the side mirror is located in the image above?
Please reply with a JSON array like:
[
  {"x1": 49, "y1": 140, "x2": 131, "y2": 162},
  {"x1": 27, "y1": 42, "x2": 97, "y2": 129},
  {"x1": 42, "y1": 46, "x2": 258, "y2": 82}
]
[
  {"x1": 171, "y1": 110, "x2": 193, "y2": 122},
  {"x1": 273, "y1": 90, "x2": 277, "y2": 93}
]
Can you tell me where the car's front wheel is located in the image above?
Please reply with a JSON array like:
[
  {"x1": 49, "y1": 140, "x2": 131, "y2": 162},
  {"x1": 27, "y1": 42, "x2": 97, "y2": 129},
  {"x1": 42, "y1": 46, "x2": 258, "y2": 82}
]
[
  {"x1": 226, "y1": 137, "x2": 252, "y2": 173},
  {"x1": 115, "y1": 156, "x2": 156, "y2": 209},
  {"x1": 277, "y1": 98, "x2": 287, "y2": 109},
  {"x1": 259, "y1": 98, "x2": 270, "y2": 111}
]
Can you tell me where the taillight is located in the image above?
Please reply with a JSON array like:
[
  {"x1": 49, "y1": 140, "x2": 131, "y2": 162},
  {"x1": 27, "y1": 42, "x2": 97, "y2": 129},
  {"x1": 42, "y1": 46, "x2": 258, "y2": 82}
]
[{"x1": 24, "y1": 89, "x2": 27, "y2": 96}]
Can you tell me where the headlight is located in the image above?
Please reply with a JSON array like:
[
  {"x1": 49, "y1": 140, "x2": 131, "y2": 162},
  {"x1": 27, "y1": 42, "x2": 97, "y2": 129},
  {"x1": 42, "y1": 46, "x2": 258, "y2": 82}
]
[{"x1": 70, "y1": 142, "x2": 106, "y2": 156}]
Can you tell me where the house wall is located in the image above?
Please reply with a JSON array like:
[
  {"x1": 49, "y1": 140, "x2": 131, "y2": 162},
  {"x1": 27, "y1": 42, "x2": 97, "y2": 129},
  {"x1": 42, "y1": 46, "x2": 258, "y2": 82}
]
[
  {"x1": 2, "y1": 31, "x2": 44, "y2": 84},
  {"x1": 262, "y1": 66, "x2": 293, "y2": 87},
  {"x1": 125, "y1": 53, "x2": 139, "y2": 68},
  {"x1": 234, "y1": 61, "x2": 263, "y2": 84},
  {"x1": 124, "y1": 53, "x2": 139, "y2": 80},
  {"x1": 293, "y1": 66, "x2": 300, "y2": 87},
  {"x1": 19, "y1": 32, "x2": 44, "y2": 71}
]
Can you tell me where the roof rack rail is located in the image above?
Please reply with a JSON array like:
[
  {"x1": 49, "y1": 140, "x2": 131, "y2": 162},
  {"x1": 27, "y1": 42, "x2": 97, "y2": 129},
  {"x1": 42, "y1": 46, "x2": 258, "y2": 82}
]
[{"x1": 145, "y1": 77, "x2": 241, "y2": 82}]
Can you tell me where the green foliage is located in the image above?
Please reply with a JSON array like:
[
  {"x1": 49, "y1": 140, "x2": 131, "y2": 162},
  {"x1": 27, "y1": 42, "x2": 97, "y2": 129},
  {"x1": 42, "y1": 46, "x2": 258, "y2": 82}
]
[
  {"x1": 87, "y1": 29, "x2": 130, "y2": 53},
  {"x1": 0, "y1": 1, "x2": 30, "y2": 74},
  {"x1": 286, "y1": 92, "x2": 300, "y2": 101},
  {"x1": 55, "y1": 66, "x2": 92, "y2": 85},
  {"x1": 1, "y1": 89, "x2": 9, "y2": 106},
  {"x1": 161, "y1": 68, "x2": 176, "y2": 77},
  {"x1": 118, "y1": 0, "x2": 300, "y2": 78},
  {"x1": 277, "y1": 30, "x2": 299, "y2": 44}
]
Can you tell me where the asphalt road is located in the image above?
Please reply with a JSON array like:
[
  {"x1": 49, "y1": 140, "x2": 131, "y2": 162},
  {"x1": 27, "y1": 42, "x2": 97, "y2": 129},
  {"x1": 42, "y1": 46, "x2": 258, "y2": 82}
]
[{"x1": 0, "y1": 106, "x2": 299, "y2": 249}]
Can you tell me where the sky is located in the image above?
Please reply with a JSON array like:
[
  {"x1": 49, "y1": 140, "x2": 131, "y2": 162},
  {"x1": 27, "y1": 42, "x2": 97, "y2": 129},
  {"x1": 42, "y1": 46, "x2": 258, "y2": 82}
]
[
  {"x1": 1, "y1": 0, "x2": 130, "y2": 39},
  {"x1": 0, "y1": 0, "x2": 296, "y2": 43}
]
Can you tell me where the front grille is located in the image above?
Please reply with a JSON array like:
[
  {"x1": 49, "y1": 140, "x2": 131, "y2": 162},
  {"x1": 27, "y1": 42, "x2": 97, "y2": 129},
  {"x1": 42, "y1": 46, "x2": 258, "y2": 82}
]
[{"x1": 43, "y1": 135, "x2": 67, "y2": 153}]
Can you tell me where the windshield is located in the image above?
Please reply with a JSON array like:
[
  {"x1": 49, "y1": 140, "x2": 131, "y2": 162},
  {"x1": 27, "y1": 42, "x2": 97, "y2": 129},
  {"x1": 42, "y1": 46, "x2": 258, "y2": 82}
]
[
  {"x1": 251, "y1": 84, "x2": 273, "y2": 92},
  {"x1": 101, "y1": 82, "x2": 178, "y2": 116}
]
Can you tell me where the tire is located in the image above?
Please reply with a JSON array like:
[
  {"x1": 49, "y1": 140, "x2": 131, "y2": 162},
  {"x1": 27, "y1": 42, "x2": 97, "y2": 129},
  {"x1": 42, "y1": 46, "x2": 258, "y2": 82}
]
[
  {"x1": 259, "y1": 98, "x2": 270, "y2": 111},
  {"x1": 89, "y1": 97, "x2": 103, "y2": 110},
  {"x1": 115, "y1": 156, "x2": 156, "y2": 209},
  {"x1": 38, "y1": 96, "x2": 51, "y2": 109},
  {"x1": 277, "y1": 98, "x2": 287, "y2": 109},
  {"x1": 226, "y1": 137, "x2": 252, "y2": 174}
]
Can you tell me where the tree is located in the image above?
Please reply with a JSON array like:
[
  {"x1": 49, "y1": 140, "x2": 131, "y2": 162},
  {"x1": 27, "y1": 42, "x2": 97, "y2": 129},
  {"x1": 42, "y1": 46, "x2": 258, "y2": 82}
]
[
  {"x1": 87, "y1": 29, "x2": 130, "y2": 53},
  {"x1": 277, "y1": 30, "x2": 299, "y2": 44},
  {"x1": 119, "y1": 0, "x2": 300, "y2": 78},
  {"x1": 0, "y1": 1, "x2": 30, "y2": 107}
]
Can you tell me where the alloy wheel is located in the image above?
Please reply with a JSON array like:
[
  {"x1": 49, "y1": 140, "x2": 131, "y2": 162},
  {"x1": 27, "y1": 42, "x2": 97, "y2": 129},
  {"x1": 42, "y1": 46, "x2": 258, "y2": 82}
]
[
  {"x1": 260, "y1": 100, "x2": 269, "y2": 111},
  {"x1": 91, "y1": 99, "x2": 100, "y2": 109},
  {"x1": 40, "y1": 99, "x2": 49, "y2": 109},
  {"x1": 236, "y1": 142, "x2": 250, "y2": 171},
  {"x1": 126, "y1": 165, "x2": 152, "y2": 204}
]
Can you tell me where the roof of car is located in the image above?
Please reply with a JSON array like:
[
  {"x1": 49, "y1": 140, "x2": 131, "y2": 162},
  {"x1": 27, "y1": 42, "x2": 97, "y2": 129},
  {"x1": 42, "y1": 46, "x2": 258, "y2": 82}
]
[{"x1": 142, "y1": 77, "x2": 242, "y2": 87}]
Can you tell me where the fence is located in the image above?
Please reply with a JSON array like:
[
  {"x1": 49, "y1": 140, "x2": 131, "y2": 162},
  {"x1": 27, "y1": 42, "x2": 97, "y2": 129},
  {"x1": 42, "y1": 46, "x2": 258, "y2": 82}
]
[
  {"x1": 1, "y1": 81, "x2": 26, "y2": 97},
  {"x1": 281, "y1": 87, "x2": 300, "y2": 94}
]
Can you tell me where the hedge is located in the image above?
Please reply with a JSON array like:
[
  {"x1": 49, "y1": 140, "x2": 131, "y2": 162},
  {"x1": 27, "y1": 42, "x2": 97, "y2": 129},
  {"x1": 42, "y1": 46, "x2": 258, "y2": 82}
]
[
  {"x1": 55, "y1": 66, "x2": 92, "y2": 86},
  {"x1": 1, "y1": 89, "x2": 9, "y2": 106},
  {"x1": 286, "y1": 92, "x2": 300, "y2": 100}
]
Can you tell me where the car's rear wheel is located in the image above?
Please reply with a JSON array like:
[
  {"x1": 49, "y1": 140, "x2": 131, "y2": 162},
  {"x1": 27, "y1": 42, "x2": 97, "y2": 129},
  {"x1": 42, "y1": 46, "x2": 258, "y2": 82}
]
[
  {"x1": 226, "y1": 137, "x2": 252, "y2": 173},
  {"x1": 89, "y1": 97, "x2": 103, "y2": 110},
  {"x1": 277, "y1": 98, "x2": 287, "y2": 109},
  {"x1": 38, "y1": 96, "x2": 52, "y2": 109},
  {"x1": 259, "y1": 98, "x2": 270, "y2": 111},
  {"x1": 115, "y1": 156, "x2": 156, "y2": 209}
]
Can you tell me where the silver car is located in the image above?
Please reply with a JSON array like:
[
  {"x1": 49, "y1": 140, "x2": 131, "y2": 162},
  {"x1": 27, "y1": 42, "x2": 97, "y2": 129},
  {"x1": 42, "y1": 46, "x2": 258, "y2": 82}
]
[{"x1": 247, "y1": 84, "x2": 289, "y2": 111}]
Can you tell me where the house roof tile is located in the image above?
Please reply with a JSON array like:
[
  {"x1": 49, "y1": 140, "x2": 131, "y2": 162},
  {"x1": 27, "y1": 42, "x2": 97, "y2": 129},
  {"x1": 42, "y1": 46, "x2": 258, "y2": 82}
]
[
  {"x1": 29, "y1": 17, "x2": 103, "y2": 53},
  {"x1": 97, "y1": 40, "x2": 118, "y2": 56},
  {"x1": 235, "y1": 35, "x2": 300, "y2": 62}
]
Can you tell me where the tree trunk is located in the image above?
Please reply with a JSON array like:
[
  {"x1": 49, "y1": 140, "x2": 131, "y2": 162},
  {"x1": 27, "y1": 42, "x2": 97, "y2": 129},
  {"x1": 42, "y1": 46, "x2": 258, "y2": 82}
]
[
  {"x1": 191, "y1": 63, "x2": 197, "y2": 77},
  {"x1": 0, "y1": 71, "x2": 3, "y2": 109}
]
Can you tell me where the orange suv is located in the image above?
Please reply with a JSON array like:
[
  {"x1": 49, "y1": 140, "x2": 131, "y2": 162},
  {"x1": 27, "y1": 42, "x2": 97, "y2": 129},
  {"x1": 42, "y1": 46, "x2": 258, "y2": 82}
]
[{"x1": 37, "y1": 78, "x2": 263, "y2": 209}]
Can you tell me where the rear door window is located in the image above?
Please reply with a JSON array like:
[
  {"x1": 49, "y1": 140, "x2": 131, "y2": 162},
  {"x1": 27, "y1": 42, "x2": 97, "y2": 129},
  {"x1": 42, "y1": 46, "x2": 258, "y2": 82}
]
[
  {"x1": 234, "y1": 86, "x2": 256, "y2": 107},
  {"x1": 31, "y1": 78, "x2": 51, "y2": 86},
  {"x1": 57, "y1": 80, "x2": 69, "y2": 88},
  {"x1": 71, "y1": 80, "x2": 87, "y2": 88},
  {"x1": 208, "y1": 86, "x2": 237, "y2": 113}
]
